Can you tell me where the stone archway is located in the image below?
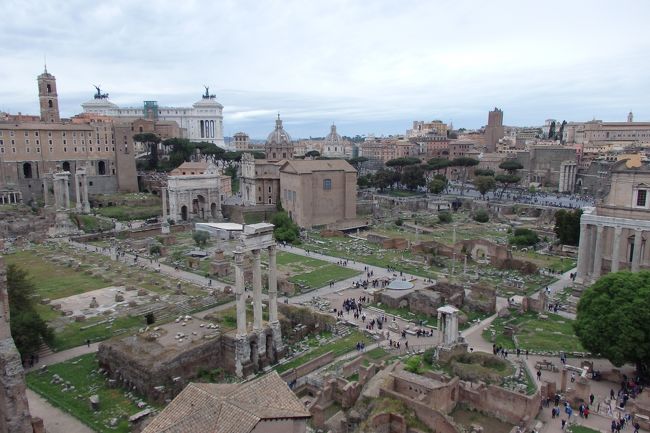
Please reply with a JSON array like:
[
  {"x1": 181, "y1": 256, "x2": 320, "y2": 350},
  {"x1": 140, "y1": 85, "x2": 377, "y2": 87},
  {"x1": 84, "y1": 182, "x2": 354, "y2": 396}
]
[
  {"x1": 181, "y1": 205, "x2": 188, "y2": 221},
  {"x1": 62, "y1": 161, "x2": 71, "y2": 171},
  {"x1": 98, "y1": 160, "x2": 106, "y2": 175},
  {"x1": 192, "y1": 195, "x2": 206, "y2": 219}
]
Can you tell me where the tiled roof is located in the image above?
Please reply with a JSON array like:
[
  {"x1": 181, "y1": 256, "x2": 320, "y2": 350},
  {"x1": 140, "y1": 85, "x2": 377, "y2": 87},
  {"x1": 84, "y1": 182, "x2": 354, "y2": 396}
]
[{"x1": 142, "y1": 371, "x2": 310, "y2": 433}]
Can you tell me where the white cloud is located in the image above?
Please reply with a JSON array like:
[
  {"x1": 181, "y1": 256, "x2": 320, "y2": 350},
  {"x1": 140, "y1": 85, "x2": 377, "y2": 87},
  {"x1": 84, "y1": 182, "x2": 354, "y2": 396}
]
[{"x1": 1, "y1": 0, "x2": 649, "y2": 137}]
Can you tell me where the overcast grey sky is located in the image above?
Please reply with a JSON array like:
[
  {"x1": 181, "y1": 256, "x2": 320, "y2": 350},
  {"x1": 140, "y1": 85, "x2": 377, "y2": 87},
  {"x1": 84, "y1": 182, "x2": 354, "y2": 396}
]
[{"x1": 1, "y1": 0, "x2": 648, "y2": 138}]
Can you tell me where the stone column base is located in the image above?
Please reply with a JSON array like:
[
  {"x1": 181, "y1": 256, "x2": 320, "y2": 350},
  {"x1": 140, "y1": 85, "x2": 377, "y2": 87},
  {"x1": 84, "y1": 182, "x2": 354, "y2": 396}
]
[
  {"x1": 270, "y1": 321, "x2": 283, "y2": 354},
  {"x1": 234, "y1": 335, "x2": 251, "y2": 378}
]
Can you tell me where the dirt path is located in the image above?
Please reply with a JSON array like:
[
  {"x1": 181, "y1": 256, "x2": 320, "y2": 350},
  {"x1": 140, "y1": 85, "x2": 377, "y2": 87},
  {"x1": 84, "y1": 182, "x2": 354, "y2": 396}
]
[{"x1": 27, "y1": 389, "x2": 95, "y2": 433}]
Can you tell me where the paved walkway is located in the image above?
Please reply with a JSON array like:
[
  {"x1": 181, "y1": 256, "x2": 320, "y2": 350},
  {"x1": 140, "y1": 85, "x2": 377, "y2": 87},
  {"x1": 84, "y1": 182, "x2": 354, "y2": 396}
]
[{"x1": 27, "y1": 389, "x2": 94, "y2": 433}]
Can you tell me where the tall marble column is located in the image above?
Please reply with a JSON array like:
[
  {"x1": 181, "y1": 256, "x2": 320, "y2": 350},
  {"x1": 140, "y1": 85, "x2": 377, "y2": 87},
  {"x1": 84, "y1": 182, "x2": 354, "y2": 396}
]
[
  {"x1": 252, "y1": 249, "x2": 262, "y2": 331},
  {"x1": 234, "y1": 251, "x2": 246, "y2": 337},
  {"x1": 576, "y1": 222, "x2": 590, "y2": 280},
  {"x1": 268, "y1": 245, "x2": 278, "y2": 324},
  {"x1": 632, "y1": 229, "x2": 643, "y2": 272},
  {"x1": 75, "y1": 172, "x2": 82, "y2": 211},
  {"x1": 161, "y1": 188, "x2": 167, "y2": 220},
  {"x1": 64, "y1": 177, "x2": 70, "y2": 209},
  {"x1": 611, "y1": 226, "x2": 622, "y2": 272},
  {"x1": 42, "y1": 177, "x2": 49, "y2": 206},
  {"x1": 592, "y1": 225, "x2": 604, "y2": 280},
  {"x1": 82, "y1": 173, "x2": 90, "y2": 213}
]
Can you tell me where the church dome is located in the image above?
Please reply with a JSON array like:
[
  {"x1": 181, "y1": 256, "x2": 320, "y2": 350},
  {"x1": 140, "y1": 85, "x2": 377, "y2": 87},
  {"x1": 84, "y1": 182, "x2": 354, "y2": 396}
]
[
  {"x1": 266, "y1": 114, "x2": 292, "y2": 145},
  {"x1": 325, "y1": 123, "x2": 343, "y2": 145}
]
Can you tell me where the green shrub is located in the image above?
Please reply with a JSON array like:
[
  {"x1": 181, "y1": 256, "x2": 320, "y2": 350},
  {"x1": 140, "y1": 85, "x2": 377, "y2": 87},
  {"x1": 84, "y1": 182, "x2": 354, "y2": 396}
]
[
  {"x1": 473, "y1": 209, "x2": 489, "y2": 223},
  {"x1": 509, "y1": 228, "x2": 539, "y2": 246},
  {"x1": 438, "y1": 212, "x2": 452, "y2": 224},
  {"x1": 192, "y1": 230, "x2": 210, "y2": 247},
  {"x1": 404, "y1": 356, "x2": 423, "y2": 374},
  {"x1": 395, "y1": 218, "x2": 403, "y2": 226}
]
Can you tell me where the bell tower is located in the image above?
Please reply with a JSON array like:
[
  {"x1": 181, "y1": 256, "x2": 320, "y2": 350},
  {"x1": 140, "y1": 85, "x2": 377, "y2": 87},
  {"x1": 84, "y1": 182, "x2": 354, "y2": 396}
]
[{"x1": 37, "y1": 65, "x2": 60, "y2": 123}]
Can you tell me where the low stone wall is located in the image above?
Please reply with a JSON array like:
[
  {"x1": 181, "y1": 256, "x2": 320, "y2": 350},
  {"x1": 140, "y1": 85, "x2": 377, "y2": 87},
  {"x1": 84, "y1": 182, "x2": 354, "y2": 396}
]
[
  {"x1": 379, "y1": 388, "x2": 461, "y2": 433},
  {"x1": 278, "y1": 304, "x2": 336, "y2": 344},
  {"x1": 458, "y1": 381, "x2": 541, "y2": 426},
  {"x1": 222, "y1": 204, "x2": 276, "y2": 224},
  {"x1": 280, "y1": 351, "x2": 335, "y2": 384}
]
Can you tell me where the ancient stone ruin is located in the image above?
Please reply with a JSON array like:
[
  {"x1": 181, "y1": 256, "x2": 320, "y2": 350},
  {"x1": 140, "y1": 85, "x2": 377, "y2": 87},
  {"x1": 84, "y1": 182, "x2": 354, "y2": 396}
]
[{"x1": 0, "y1": 257, "x2": 45, "y2": 433}]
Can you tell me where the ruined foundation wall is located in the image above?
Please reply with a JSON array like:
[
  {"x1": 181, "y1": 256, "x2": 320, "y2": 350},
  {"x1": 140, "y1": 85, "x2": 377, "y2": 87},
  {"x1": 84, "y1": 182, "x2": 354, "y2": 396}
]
[{"x1": 458, "y1": 382, "x2": 541, "y2": 426}]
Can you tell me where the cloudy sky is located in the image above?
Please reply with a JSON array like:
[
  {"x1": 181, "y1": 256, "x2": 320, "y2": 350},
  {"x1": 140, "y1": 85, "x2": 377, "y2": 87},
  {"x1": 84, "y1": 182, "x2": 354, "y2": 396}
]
[{"x1": 1, "y1": 0, "x2": 648, "y2": 139}]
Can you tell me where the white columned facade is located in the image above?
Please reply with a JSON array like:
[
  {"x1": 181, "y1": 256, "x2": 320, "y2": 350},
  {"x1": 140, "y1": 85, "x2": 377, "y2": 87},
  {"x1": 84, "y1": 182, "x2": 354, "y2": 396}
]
[{"x1": 577, "y1": 207, "x2": 650, "y2": 283}]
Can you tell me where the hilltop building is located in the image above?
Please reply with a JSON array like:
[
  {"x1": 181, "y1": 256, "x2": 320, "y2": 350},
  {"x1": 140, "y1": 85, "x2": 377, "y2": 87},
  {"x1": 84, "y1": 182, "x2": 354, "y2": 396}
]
[
  {"x1": 0, "y1": 68, "x2": 138, "y2": 203},
  {"x1": 82, "y1": 86, "x2": 225, "y2": 148}
]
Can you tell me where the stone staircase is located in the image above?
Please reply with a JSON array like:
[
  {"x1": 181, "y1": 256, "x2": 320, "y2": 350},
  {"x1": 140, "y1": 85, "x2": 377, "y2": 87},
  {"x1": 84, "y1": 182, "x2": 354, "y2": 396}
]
[
  {"x1": 333, "y1": 322, "x2": 352, "y2": 337},
  {"x1": 36, "y1": 342, "x2": 54, "y2": 359}
]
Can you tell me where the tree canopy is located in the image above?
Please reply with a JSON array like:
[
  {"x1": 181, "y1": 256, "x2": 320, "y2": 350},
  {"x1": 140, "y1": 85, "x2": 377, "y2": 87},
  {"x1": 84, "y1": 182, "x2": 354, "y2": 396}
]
[
  {"x1": 133, "y1": 133, "x2": 162, "y2": 169},
  {"x1": 474, "y1": 175, "x2": 496, "y2": 198},
  {"x1": 474, "y1": 168, "x2": 495, "y2": 177},
  {"x1": 427, "y1": 158, "x2": 451, "y2": 172},
  {"x1": 400, "y1": 165, "x2": 426, "y2": 190},
  {"x1": 499, "y1": 160, "x2": 524, "y2": 172},
  {"x1": 575, "y1": 271, "x2": 650, "y2": 377},
  {"x1": 554, "y1": 209, "x2": 582, "y2": 246},
  {"x1": 305, "y1": 150, "x2": 321, "y2": 158},
  {"x1": 386, "y1": 157, "x2": 421, "y2": 171},
  {"x1": 372, "y1": 169, "x2": 400, "y2": 192},
  {"x1": 7, "y1": 264, "x2": 54, "y2": 357},
  {"x1": 271, "y1": 211, "x2": 300, "y2": 244}
]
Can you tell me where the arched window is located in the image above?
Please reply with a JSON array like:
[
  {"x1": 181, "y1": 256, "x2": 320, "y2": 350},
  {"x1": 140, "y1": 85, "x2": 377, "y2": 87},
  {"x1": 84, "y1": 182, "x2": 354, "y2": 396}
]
[
  {"x1": 98, "y1": 161, "x2": 106, "y2": 175},
  {"x1": 62, "y1": 161, "x2": 70, "y2": 171},
  {"x1": 23, "y1": 162, "x2": 33, "y2": 179},
  {"x1": 48, "y1": 100, "x2": 53, "y2": 108},
  {"x1": 46, "y1": 84, "x2": 51, "y2": 93}
]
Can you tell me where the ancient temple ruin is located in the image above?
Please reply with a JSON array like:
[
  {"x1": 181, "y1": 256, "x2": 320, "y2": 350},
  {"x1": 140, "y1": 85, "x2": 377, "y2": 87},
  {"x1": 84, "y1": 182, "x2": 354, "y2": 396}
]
[{"x1": 233, "y1": 223, "x2": 283, "y2": 377}]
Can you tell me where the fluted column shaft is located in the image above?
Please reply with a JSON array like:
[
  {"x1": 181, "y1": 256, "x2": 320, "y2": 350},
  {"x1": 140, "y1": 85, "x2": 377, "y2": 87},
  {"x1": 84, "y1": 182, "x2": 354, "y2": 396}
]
[
  {"x1": 268, "y1": 245, "x2": 278, "y2": 323},
  {"x1": 611, "y1": 226, "x2": 622, "y2": 273},
  {"x1": 234, "y1": 251, "x2": 246, "y2": 337},
  {"x1": 252, "y1": 249, "x2": 262, "y2": 331}
]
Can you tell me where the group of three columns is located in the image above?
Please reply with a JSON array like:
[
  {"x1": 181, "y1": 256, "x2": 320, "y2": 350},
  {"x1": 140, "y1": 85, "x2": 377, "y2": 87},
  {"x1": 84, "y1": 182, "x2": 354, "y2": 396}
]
[{"x1": 233, "y1": 244, "x2": 279, "y2": 337}]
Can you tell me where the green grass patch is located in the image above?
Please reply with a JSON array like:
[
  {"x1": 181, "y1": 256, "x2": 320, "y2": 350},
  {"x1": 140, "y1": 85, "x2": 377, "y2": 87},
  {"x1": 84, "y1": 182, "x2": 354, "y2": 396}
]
[
  {"x1": 5, "y1": 251, "x2": 108, "y2": 299},
  {"x1": 365, "y1": 347, "x2": 388, "y2": 361},
  {"x1": 96, "y1": 205, "x2": 160, "y2": 221},
  {"x1": 482, "y1": 311, "x2": 583, "y2": 352},
  {"x1": 567, "y1": 427, "x2": 600, "y2": 433},
  {"x1": 370, "y1": 303, "x2": 434, "y2": 326},
  {"x1": 277, "y1": 251, "x2": 329, "y2": 267},
  {"x1": 289, "y1": 264, "x2": 360, "y2": 290},
  {"x1": 52, "y1": 315, "x2": 145, "y2": 351},
  {"x1": 276, "y1": 330, "x2": 372, "y2": 374},
  {"x1": 27, "y1": 354, "x2": 159, "y2": 433},
  {"x1": 70, "y1": 214, "x2": 115, "y2": 233}
]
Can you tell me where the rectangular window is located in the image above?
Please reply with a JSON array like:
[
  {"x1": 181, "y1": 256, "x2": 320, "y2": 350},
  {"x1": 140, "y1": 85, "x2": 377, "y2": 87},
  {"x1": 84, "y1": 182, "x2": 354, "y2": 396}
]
[
  {"x1": 35, "y1": 131, "x2": 39, "y2": 137},
  {"x1": 637, "y1": 190, "x2": 647, "y2": 207},
  {"x1": 323, "y1": 179, "x2": 332, "y2": 190},
  {"x1": 24, "y1": 131, "x2": 29, "y2": 137},
  {"x1": 25, "y1": 139, "x2": 29, "y2": 144}
]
